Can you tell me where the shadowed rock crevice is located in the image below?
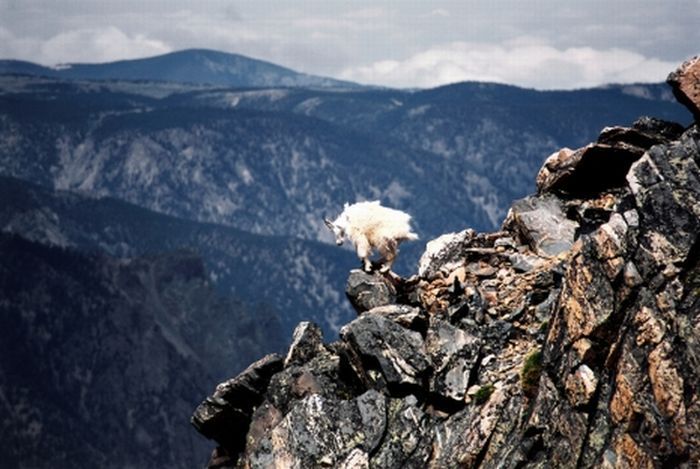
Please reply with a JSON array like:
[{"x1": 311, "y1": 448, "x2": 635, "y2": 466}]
[{"x1": 191, "y1": 57, "x2": 700, "y2": 468}]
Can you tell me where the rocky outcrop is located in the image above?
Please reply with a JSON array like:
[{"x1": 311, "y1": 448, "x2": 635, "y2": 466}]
[
  {"x1": 668, "y1": 55, "x2": 700, "y2": 120},
  {"x1": 191, "y1": 59, "x2": 700, "y2": 468},
  {"x1": 536, "y1": 117, "x2": 684, "y2": 198},
  {"x1": 191, "y1": 354, "x2": 284, "y2": 455}
]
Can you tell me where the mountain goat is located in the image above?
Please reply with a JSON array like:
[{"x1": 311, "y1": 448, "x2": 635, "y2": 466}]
[{"x1": 324, "y1": 201, "x2": 419, "y2": 273}]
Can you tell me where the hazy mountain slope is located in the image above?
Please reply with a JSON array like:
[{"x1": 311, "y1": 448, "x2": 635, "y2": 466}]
[
  {"x1": 2, "y1": 74, "x2": 689, "y2": 247},
  {"x1": 0, "y1": 233, "x2": 284, "y2": 468},
  {"x1": 0, "y1": 49, "x2": 361, "y2": 89},
  {"x1": 177, "y1": 81, "x2": 691, "y2": 226},
  {"x1": 0, "y1": 176, "x2": 358, "y2": 334},
  {"x1": 0, "y1": 77, "x2": 493, "y2": 243},
  {"x1": 0, "y1": 59, "x2": 59, "y2": 77}
]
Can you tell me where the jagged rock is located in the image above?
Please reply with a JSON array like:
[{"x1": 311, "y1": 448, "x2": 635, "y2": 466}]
[
  {"x1": 245, "y1": 393, "x2": 433, "y2": 469},
  {"x1": 537, "y1": 143, "x2": 643, "y2": 197},
  {"x1": 508, "y1": 252, "x2": 546, "y2": 272},
  {"x1": 537, "y1": 130, "x2": 700, "y2": 467},
  {"x1": 244, "y1": 391, "x2": 387, "y2": 468},
  {"x1": 536, "y1": 147, "x2": 575, "y2": 192},
  {"x1": 466, "y1": 260, "x2": 497, "y2": 277},
  {"x1": 598, "y1": 117, "x2": 684, "y2": 150},
  {"x1": 597, "y1": 126, "x2": 655, "y2": 151},
  {"x1": 668, "y1": 55, "x2": 700, "y2": 120},
  {"x1": 284, "y1": 321, "x2": 326, "y2": 367},
  {"x1": 266, "y1": 346, "x2": 356, "y2": 415},
  {"x1": 365, "y1": 304, "x2": 428, "y2": 331},
  {"x1": 418, "y1": 229, "x2": 475, "y2": 278},
  {"x1": 556, "y1": 236, "x2": 617, "y2": 342},
  {"x1": 537, "y1": 117, "x2": 684, "y2": 198},
  {"x1": 425, "y1": 318, "x2": 480, "y2": 402},
  {"x1": 627, "y1": 126, "x2": 700, "y2": 263},
  {"x1": 494, "y1": 235, "x2": 517, "y2": 249},
  {"x1": 340, "y1": 313, "x2": 430, "y2": 392},
  {"x1": 369, "y1": 396, "x2": 433, "y2": 467},
  {"x1": 565, "y1": 364, "x2": 598, "y2": 407},
  {"x1": 345, "y1": 269, "x2": 397, "y2": 313},
  {"x1": 523, "y1": 373, "x2": 590, "y2": 466},
  {"x1": 503, "y1": 194, "x2": 578, "y2": 257},
  {"x1": 191, "y1": 353, "x2": 283, "y2": 453},
  {"x1": 430, "y1": 385, "x2": 511, "y2": 467},
  {"x1": 446, "y1": 283, "x2": 487, "y2": 324},
  {"x1": 632, "y1": 116, "x2": 686, "y2": 141},
  {"x1": 339, "y1": 449, "x2": 369, "y2": 469}
]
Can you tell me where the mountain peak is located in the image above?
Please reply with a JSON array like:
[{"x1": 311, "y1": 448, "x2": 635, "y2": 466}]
[{"x1": 0, "y1": 48, "x2": 362, "y2": 89}]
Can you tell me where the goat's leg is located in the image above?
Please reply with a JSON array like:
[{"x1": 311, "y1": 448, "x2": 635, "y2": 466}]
[
  {"x1": 355, "y1": 236, "x2": 373, "y2": 272},
  {"x1": 378, "y1": 238, "x2": 398, "y2": 273}
]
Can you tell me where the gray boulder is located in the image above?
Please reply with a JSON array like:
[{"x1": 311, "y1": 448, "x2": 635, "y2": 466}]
[
  {"x1": 191, "y1": 353, "x2": 283, "y2": 452},
  {"x1": 340, "y1": 313, "x2": 430, "y2": 392},
  {"x1": 418, "y1": 229, "x2": 475, "y2": 279},
  {"x1": 425, "y1": 318, "x2": 481, "y2": 402},
  {"x1": 284, "y1": 321, "x2": 326, "y2": 367},
  {"x1": 245, "y1": 390, "x2": 387, "y2": 468},
  {"x1": 345, "y1": 269, "x2": 397, "y2": 313},
  {"x1": 503, "y1": 194, "x2": 578, "y2": 257}
]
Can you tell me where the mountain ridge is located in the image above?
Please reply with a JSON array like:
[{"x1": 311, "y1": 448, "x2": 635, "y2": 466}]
[
  {"x1": 0, "y1": 73, "x2": 689, "y2": 245},
  {"x1": 0, "y1": 49, "x2": 363, "y2": 89}
]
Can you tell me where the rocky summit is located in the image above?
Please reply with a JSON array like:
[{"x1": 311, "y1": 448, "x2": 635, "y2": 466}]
[{"x1": 191, "y1": 60, "x2": 700, "y2": 468}]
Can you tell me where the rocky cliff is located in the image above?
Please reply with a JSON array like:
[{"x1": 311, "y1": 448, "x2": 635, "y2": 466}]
[{"x1": 191, "y1": 58, "x2": 700, "y2": 468}]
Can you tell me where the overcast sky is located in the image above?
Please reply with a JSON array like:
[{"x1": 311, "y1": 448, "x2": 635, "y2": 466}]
[{"x1": 1, "y1": 0, "x2": 698, "y2": 89}]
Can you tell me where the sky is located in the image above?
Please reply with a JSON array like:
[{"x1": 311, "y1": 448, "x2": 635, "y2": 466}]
[{"x1": 1, "y1": 0, "x2": 699, "y2": 90}]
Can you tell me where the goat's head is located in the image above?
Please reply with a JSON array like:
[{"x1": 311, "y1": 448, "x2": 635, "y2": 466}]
[{"x1": 324, "y1": 217, "x2": 346, "y2": 246}]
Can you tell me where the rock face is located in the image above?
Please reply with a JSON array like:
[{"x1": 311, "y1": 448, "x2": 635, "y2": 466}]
[
  {"x1": 191, "y1": 59, "x2": 700, "y2": 468},
  {"x1": 668, "y1": 55, "x2": 700, "y2": 120}
]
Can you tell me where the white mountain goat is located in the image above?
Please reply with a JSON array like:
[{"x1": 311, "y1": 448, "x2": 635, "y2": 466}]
[{"x1": 324, "y1": 201, "x2": 419, "y2": 273}]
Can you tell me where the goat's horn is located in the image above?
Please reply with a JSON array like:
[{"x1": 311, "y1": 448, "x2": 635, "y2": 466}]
[{"x1": 323, "y1": 217, "x2": 333, "y2": 228}]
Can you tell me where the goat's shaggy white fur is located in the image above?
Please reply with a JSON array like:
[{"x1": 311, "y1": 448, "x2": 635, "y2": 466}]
[{"x1": 325, "y1": 201, "x2": 419, "y2": 273}]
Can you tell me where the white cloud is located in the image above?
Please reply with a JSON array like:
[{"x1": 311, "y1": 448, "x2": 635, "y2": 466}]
[
  {"x1": 42, "y1": 27, "x2": 171, "y2": 64},
  {"x1": 430, "y1": 9, "x2": 450, "y2": 17},
  {"x1": 1, "y1": 1, "x2": 694, "y2": 89},
  {"x1": 339, "y1": 41, "x2": 679, "y2": 89},
  {"x1": 0, "y1": 26, "x2": 38, "y2": 60},
  {"x1": 343, "y1": 7, "x2": 387, "y2": 19},
  {"x1": 0, "y1": 25, "x2": 171, "y2": 64}
]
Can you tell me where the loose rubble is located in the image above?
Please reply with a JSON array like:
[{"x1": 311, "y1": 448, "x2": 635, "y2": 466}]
[{"x1": 191, "y1": 58, "x2": 700, "y2": 468}]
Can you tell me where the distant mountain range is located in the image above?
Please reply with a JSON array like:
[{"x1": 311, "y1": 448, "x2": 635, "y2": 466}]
[
  {"x1": 0, "y1": 49, "x2": 694, "y2": 467},
  {"x1": 0, "y1": 49, "x2": 362, "y2": 89},
  {"x1": 0, "y1": 69, "x2": 691, "y2": 249}
]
